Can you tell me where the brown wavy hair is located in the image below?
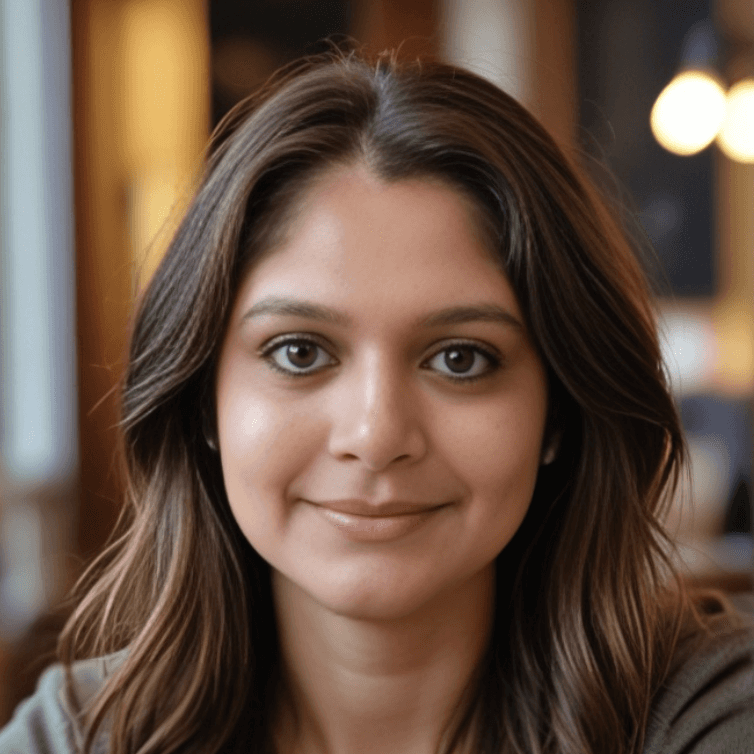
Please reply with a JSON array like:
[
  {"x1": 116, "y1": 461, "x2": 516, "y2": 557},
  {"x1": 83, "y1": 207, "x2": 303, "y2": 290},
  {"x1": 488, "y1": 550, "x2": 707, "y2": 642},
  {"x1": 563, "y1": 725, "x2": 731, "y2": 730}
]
[{"x1": 59, "y1": 50, "x2": 691, "y2": 754}]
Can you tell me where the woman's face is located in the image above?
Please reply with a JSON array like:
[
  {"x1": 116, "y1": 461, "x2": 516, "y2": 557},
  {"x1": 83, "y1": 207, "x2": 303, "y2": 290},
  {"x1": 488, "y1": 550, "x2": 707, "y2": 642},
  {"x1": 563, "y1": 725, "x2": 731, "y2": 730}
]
[{"x1": 215, "y1": 164, "x2": 549, "y2": 620}]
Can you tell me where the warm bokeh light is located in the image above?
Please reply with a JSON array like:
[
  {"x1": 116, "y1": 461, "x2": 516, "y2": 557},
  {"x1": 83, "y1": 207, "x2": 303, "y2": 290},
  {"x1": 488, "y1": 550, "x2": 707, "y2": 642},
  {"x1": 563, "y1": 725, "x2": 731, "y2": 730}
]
[
  {"x1": 714, "y1": 305, "x2": 754, "y2": 394},
  {"x1": 130, "y1": 170, "x2": 183, "y2": 284},
  {"x1": 120, "y1": 0, "x2": 207, "y2": 166},
  {"x1": 717, "y1": 78, "x2": 754, "y2": 163},
  {"x1": 650, "y1": 70, "x2": 726, "y2": 156},
  {"x1": 118, "y1": 0, "x2": 209, "y2": 288}
]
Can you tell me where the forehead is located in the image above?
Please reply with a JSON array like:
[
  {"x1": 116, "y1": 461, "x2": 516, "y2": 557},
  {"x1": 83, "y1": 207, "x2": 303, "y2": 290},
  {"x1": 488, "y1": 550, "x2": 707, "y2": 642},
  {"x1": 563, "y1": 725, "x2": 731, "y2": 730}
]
[
  {"x1": 246, "y1": 160, "x2": 502, "y2": 266},
  {"x1": 232, "y1": 164, "x2": 520, "y2": 326}
]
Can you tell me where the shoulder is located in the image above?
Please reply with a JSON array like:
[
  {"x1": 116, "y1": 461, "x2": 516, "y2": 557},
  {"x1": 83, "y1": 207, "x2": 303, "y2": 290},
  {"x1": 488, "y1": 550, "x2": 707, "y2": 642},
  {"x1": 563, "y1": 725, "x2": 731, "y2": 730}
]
[
  {"x1": 0, "y1": 653, "x2": 124, "y2": 754},
  {"x1": 643, "y1": 592, "x2": 754, "y2": 754}
]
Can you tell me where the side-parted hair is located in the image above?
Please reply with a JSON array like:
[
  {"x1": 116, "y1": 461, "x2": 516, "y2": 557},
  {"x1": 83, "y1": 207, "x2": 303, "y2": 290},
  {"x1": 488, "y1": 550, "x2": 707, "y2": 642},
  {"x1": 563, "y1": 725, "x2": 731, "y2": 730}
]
[{"x1": 60, "y1": 50, "x2": 690, "y2": 754}]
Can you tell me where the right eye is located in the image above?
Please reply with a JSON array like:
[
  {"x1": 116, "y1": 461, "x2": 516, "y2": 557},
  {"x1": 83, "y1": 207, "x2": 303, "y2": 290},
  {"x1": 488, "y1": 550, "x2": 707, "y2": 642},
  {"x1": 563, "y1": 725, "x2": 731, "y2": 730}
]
[{"x1": 261, "y1": 337, "x2": 337, "y2": 376}]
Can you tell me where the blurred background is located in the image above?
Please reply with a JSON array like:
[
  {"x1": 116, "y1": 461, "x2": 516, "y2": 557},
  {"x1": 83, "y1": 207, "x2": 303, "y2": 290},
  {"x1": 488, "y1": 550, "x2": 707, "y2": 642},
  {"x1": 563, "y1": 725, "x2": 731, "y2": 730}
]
[{"x1": 0, "y1": 0, "x2": 753, "y2": 721}]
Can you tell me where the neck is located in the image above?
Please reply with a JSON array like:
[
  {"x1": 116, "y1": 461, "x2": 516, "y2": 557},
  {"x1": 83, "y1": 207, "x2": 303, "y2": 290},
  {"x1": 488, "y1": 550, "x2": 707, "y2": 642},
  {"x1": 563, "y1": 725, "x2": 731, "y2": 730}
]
[{"x1": 271, "y1": 566, "x2": 495, "y2": 754}]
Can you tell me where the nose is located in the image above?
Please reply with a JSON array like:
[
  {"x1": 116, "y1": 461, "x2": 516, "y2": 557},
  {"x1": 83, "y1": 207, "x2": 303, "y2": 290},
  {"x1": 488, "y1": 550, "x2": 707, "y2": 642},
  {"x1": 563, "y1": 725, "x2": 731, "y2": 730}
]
[{"x1": 326, "y1": 353, "x2": 427, "y2": 470}]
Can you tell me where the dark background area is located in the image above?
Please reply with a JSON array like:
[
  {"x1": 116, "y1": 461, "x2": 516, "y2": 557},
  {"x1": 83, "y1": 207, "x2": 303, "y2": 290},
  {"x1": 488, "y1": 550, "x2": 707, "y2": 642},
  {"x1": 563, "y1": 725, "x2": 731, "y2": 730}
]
[
  {"x1": 578, "y1": 0, "x2": 715, "y2": 297},
  {"x1": 210, "y1": 0, "x2": 352, "y2": 125}
]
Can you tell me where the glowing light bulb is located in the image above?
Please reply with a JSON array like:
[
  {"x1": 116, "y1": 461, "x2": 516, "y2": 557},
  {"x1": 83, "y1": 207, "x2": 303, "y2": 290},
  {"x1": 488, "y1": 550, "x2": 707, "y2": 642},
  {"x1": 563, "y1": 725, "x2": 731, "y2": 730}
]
[
  {"x1": 650, "y1": 71, "x2": 727, "y2": 156},
  {"x1": 717, "y1": 79, "x2": 754, "y2": 163}
]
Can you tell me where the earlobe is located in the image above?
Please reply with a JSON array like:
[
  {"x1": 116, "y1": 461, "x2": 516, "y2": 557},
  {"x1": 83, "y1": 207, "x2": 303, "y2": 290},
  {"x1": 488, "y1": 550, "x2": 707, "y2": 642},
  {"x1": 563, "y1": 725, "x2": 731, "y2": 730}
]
[
  {"x1": 540, "y1": 429, "x2": 562, "y2": 466},
  {"x1": 202, "y1": 404, "x2": 219, "y2": 452},
  {"x1": 205, "y1": 431, "x2": 219, "y2": 452}
]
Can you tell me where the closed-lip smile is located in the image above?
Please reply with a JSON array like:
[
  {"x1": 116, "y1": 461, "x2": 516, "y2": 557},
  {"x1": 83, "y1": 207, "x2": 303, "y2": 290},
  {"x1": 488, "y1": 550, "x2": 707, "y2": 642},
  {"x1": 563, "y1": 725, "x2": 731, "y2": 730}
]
[
  {"x1": 311, "y1": 498, "x2": 448, "y2": 517},
  {"x1": 306, "y1": 498, "x2": 449, "y2": 541}
]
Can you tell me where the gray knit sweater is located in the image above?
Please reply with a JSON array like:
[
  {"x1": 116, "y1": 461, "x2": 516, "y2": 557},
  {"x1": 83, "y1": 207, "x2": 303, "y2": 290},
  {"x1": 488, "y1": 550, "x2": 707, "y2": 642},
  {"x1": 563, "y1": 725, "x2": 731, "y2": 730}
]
[{"x1": 1, "y1": 597, "x2": 753, "y2": 753}]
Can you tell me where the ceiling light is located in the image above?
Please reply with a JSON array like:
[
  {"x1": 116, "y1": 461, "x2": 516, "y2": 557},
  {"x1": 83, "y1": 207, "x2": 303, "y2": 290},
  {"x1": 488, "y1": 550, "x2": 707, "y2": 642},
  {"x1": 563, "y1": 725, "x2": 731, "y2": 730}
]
[
  {"x1": 717, "y1": 78, "x2": 754, "y2": 163},
  {"x1": 650, "y1": 71, "x2": 727, "y2": 156}
]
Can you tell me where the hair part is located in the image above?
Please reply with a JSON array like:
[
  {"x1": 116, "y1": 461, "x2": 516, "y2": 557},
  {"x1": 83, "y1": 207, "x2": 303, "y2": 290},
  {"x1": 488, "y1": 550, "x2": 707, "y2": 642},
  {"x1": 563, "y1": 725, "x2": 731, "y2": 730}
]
[{"x1": 60, "y1": 49, "x2": 692, "y2": 754}]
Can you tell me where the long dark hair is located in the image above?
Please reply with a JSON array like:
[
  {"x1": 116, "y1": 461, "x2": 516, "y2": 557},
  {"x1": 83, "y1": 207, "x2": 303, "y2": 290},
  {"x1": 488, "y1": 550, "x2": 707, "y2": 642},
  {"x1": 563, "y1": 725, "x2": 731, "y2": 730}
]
[{"x1": 59, "y1": 50, "x2": 690, "y2": 754}]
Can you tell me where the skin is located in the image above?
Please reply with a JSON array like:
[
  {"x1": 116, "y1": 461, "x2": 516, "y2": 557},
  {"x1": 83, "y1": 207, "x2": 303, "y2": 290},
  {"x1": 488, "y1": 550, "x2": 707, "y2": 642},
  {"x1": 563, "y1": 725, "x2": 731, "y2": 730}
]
[{"x1": 215, "y1": 164, "x2": 550, "y2": 754}]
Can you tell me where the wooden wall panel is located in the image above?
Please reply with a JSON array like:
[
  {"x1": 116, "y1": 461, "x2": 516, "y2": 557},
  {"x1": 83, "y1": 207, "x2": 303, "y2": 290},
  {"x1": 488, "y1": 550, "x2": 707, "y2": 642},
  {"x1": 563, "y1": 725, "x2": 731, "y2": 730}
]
[
  {"x1": 532, "y1": 0, "x2": 576, "y2": 150},
  {"x1": 353, "y1": 0, "x2": 440, "y2": 58},
  {"x1": 72, "y1": 0, "x2": 132, "y2": 562}
]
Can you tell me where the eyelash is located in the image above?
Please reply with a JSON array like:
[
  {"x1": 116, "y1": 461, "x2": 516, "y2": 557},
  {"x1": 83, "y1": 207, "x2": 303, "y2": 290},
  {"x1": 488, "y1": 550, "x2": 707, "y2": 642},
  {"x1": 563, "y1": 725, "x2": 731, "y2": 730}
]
[{"x1": 258, "y1": 334, "x2": 502, "y2": 384}]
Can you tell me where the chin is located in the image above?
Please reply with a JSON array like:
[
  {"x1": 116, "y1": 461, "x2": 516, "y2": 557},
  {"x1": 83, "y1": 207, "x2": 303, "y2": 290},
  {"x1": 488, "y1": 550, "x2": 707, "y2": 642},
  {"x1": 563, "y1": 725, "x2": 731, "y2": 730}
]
[
  {"x1": 312, "y1": 564, "x2": 483, "y2": 623},
  {"x1": 279, "y1": 565, "x2": 448, "y2": 622}
]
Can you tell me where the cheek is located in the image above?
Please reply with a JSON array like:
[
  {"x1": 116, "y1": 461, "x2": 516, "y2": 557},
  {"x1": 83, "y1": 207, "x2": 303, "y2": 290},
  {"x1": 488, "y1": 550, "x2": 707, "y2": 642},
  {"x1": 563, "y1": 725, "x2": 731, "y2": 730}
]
[
  {"x1": 454, "y1": 436, "x2": 542, "y2": 573},
  {"x1": 216, "y1": 382, "x2": 320, "y2": 526},
  {"x1": 439, "y1": 394, "x2": 546, "y2": 489},
  {"x1": 433, "y1": 383, "x2": 548, "y2": 556}
]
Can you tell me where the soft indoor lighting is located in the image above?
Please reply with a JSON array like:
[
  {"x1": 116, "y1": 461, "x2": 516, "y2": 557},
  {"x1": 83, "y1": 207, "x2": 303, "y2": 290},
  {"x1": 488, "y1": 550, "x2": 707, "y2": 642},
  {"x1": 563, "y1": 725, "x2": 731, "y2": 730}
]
[
  {"x1": 650, "y1": 71, "x2": 727, "y2": 156},
  {"x1": 717, "y1": 78, "x2": 754, "y2": 163}
]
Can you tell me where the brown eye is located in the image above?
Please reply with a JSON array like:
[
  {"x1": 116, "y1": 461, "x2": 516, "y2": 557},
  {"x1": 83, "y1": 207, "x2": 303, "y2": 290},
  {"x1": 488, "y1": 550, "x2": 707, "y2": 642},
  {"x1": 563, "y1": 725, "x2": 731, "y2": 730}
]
[
  {"x1": 424, "y1": 343, "x2": 500, "y2": 382},
  {"x1": 444, "y1": 347, "x2": 475, "y2": 373},
  {"x1": 263, "y1": 337, "x2": 336, "y2": 376},
  {"x1": 286, "y1": 342, "x2": 318, "y2": 368}
]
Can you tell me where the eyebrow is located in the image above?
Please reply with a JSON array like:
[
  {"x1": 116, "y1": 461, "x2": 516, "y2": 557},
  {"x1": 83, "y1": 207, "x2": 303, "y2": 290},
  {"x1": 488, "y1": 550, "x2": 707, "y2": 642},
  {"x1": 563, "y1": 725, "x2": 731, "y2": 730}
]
[{"x1": 241, "y1": 297, "x2": 523, "y2": 330}]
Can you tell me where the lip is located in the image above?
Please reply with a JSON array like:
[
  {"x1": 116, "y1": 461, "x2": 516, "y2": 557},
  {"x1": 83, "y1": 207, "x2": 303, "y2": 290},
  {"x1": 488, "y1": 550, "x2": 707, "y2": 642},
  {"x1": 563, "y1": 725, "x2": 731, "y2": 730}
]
[
  {"x1": 308, "y1": 499, "x2": 448, "y2": 542},
  {"x1": 312, "y1": 498, "x2": 445, "y2": 517}
]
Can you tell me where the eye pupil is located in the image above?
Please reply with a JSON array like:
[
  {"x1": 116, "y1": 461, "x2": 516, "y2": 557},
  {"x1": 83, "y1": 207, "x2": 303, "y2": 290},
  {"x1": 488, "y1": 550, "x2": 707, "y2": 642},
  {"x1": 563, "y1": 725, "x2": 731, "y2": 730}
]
[
  {"x1": 287, "y1": 342, "x2": 317, "y2": 367},
  {"x1": 444, "y1": 347, "x2": 474, "y2": 373}
]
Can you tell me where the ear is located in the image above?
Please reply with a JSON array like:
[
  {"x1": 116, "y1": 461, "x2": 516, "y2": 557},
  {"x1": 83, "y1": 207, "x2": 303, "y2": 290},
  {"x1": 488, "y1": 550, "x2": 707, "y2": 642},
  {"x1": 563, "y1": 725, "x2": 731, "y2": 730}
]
[
  {"x1": 204, "y1": 430, "x2": 219, "y2": 453},
  {"x1": 202, "y1": 404, "x2": 219, "y2": 453},
  {"x1": 540, "y1": 427, "x2": 562, "y2": 466}
]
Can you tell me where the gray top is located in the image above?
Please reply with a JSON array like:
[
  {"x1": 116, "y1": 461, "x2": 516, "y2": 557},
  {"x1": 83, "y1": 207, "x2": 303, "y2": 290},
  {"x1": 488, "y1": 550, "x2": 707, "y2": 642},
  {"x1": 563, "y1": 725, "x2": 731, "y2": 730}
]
[
  {"x1": 0, "y1": 652, "x2": 118, "y2": 754},
  {"x1": 642, "y1": 593, "x2": 754, "y2": 754},
  {"x1": 1, "y1": 598, "x2": 753, "y2": 753}
]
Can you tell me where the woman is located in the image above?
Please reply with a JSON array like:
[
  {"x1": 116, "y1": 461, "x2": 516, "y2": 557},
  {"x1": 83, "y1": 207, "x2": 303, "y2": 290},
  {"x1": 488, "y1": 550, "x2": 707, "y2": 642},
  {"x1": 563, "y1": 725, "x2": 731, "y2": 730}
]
[{"x1": 1, "y1": 51, "x2": 752, "y2": 754}]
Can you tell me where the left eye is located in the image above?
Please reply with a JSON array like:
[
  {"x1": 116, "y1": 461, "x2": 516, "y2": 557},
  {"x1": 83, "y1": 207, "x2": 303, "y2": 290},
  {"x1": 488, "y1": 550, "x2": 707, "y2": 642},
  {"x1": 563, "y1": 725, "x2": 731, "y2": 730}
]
[
  {"x1": 264, "y1": 338, "x2": 336, "y2": 375},
  {"x1": 424, "y1": 344, "x2": 499, "y2": 381}
]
